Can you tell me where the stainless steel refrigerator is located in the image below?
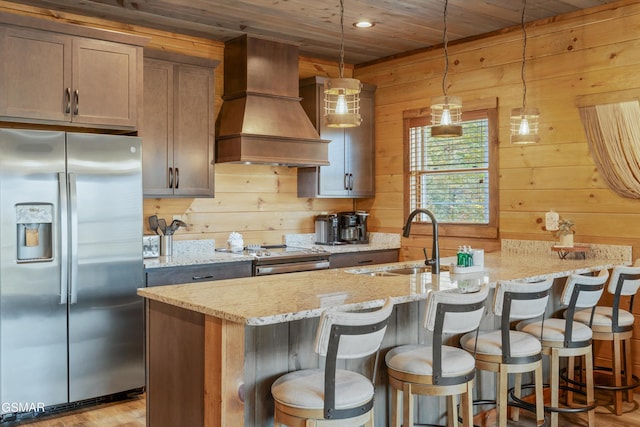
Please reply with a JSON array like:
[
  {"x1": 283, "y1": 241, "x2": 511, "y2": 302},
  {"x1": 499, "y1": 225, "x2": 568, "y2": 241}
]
[{"x1": 0, "y1": 129, "x2": 144, "y2": 414}]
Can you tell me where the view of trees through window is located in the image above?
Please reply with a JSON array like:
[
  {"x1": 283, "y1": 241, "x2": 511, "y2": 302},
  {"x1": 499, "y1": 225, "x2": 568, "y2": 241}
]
[{"x1": 408, "y1": 118, "x2": 490, "y2": 224}]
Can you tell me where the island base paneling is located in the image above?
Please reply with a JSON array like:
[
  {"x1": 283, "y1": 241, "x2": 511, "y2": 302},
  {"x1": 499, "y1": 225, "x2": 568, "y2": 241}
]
[{"x1": 146, "y1": 297, "x2": 515, "y2": 426}]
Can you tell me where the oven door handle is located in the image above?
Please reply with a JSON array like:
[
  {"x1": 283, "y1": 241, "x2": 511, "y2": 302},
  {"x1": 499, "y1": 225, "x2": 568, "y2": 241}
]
[{"x1": 255, "y1": 260, "x2": 330, "y2": 276}]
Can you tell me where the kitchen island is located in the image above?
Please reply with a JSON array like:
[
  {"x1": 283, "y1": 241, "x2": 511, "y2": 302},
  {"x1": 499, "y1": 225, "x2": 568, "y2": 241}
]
[{"x1": 138, "y1": 252, "x2": 628, "y2": 427}]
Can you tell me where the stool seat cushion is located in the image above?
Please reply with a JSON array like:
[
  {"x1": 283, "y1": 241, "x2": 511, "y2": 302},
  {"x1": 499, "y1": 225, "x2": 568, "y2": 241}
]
[
  {"x1": 460, "y1": 330, "x2": 541, "y2": 357},
  {"x1": 385, "y1": 344, "x2": 475, "y2": 377},
  {"x1": 517, "y1": 318, "x2": 592, "y2": 344},
  {"x1": 271, "y1": 368, "x2": 373, "y2": 410},
  {"x1": 572, "y1": 306, "x2": 635, "y2": 329}
]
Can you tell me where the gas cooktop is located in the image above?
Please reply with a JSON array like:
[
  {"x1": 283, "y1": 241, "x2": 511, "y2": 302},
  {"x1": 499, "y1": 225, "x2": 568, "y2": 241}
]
[{"x1": 245, "y1": 244, "x2": 329, "y2": 259}]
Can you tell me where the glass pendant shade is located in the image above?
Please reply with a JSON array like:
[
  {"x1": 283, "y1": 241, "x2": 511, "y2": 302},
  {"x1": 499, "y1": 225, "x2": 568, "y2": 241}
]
[
  {"x1": 431, "y1": 95, "x2": 463, "y2": 137},
  {"x1": 324, "y1": 77, "x2": 362, "y2": 128},
  {"x1": 510, "y1": 107, "x2": 540, "y2": 144}
]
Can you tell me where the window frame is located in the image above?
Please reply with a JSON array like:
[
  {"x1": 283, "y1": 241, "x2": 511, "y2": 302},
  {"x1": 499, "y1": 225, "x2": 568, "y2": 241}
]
[{"x1": 403, "y1": 105, "x2": 499, "y2": 239}]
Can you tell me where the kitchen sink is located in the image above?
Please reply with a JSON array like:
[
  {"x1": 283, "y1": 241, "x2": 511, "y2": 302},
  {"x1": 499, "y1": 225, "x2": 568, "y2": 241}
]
[
  {"x1": 385, "y1": 266, "x2": 433, "y2": 275},
  {"x1": 350, "y1": 264, "x2": 449, "y2": 277},
  {"x1": 359, "y1": 271, "x2": 399, "y2": 277}
]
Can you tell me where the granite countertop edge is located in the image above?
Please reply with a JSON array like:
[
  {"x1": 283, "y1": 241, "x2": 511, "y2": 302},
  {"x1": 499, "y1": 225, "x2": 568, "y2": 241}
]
[{"x1": 138, "y1": 253, "x2": 626, "y2": 326}]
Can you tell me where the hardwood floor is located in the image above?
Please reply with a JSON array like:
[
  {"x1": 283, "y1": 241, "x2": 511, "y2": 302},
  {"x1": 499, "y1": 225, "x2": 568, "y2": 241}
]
[
  {"x1": 5, "y1": 395, "x2": 145, "y2": 427},
  {"x1": 3, "y1": 392, "x2": 640, "y2": 426}
]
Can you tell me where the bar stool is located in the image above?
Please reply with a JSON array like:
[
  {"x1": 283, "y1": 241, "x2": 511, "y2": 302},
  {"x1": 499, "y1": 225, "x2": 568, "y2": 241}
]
[
  {"x1": 385, "y1": 286, "x2": 489, "y2": 427},
  {"x1": 517, "y1": 269, "x2": 609, "y2": 427},
  {"x1": 460, "y1": 278, "x2": 553, "y2": 427},
  {"x1": 573, "y1": 264, "x2": 640, "y2": 415},
  {"x1": 271, "y1": 298, "x2": 394, "y2": 427}
]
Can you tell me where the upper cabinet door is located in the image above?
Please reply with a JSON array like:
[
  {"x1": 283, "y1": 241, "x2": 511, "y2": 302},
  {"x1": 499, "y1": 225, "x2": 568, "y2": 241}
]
[
  {"x1": 346, "y1": 88, "x2": 375, "y2": 197},
  {"x1": 142, "y1": 55, "x2": 216, "y2": 198},
  {"x1": 0, "y1": 23, "x2": 141, "y2": 130},
  {"x1": 172, "y1": 63, "x2": 214, "y2": 197},
  {"x1": 142, "y1": 58, "x2": 174, "y2": 197},
  {"x1": 0, "y1": 26, "x2": 72, "y2": 122},
  {"x1": 72, "y1": 38, "x2": 138, "y2": 128}
]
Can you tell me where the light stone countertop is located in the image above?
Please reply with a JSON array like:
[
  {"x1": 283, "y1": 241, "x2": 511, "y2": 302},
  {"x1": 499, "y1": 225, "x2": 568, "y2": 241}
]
[
  {"x1": 144, "y1": 239, "x2": 254, "y2": 269},
  {"x1": 137, "y1": 252, "x2": 627, "y2": 326},
  {"x1": 144, "y1": 233, "x2": 401, "y2": 269},
  {"x1": 284, "y1": 232, "x2": 401, "y2": 253}
]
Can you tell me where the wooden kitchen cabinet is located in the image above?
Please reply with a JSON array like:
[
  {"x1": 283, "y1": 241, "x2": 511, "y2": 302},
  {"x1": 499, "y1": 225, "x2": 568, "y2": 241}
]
[
  {"x1": 0, "y1": 23, "x2": 142, "y2": 129},
  {"x1": 145, "y1": 261, "x2": 252, "y2": 287},
  {"x1": 143, "y1": 52, "x2": 218, "y2": 197},
  {"x1": 298, "y1": 76, "x2": 376, "y2": 198},
  {"x1": 329, "y1": 249, "x2": 399, "y2": 269}
]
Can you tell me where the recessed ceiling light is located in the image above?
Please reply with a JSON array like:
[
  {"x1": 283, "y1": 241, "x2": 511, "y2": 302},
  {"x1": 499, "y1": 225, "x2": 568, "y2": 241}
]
[{"x1": 353, "y1": 20, "x2": 375, "y2": 28}]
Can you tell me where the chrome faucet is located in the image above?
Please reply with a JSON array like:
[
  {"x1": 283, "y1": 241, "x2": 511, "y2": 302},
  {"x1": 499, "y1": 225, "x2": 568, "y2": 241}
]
[{"x1": 402, "y1": 208, "x2": 440, "y2": 274}]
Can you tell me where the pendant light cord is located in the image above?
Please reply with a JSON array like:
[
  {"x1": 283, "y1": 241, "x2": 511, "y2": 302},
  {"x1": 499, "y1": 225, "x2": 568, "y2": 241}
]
[
  {"x1": 338, "y1": 0, "x2": 345, "y2": 79},
  {"x1": 521, "y1": 0, "x2": 527, "y2": 110},
  {"x1": 442, "y1": 0, "x2": 449, "y2": 97}
]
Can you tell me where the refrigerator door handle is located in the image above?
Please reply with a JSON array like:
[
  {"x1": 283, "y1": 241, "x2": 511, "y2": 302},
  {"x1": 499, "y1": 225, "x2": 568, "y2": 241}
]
[
  {"x1": 59, "y1": 172, "x2": 69, "y2": 305},
  {"x1": 69, "y1": 173, "x2": 79, "y2": 304}
]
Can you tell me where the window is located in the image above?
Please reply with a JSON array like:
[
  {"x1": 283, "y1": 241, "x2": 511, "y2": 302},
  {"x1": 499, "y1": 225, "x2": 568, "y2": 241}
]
[{"x1": 403, "y1": 107, "x2": 498, "y2": 238}]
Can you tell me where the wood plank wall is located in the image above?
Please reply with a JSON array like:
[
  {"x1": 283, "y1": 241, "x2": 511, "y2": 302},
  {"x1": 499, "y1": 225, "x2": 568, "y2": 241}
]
[{"x1": 355, "y1": 0, "x2": 640, "y2": 261}]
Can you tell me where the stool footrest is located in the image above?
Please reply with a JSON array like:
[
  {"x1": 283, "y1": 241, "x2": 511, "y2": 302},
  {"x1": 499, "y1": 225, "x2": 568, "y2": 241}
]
[
  {"x1": 561, "y1": 365, "x2": 640, "y2": 392},
  {"x1": 593, "y1": 366, "x2": 640, "y2": 391},
  {"x1": 511, "y1": 383, "x2": 597, "y2": 414}
]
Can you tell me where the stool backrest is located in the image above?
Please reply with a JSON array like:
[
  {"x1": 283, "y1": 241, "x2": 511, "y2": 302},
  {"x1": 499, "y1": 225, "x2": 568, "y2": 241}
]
[
  {"x1": 314, "y1": 297, "x2": 394, "y2": 359},
  {"x1": 423, "y1": 286, "x2": 489, "y2": 385},
  {"x1": 493, "y1": 278, "x2": 553, "y2": 319},
  {"x1": 423, "y1": 286, "x2": 489, "y2": 334},
  {"x1": 493, "y1": 278, "x2": 553, "y2": 363},
  {"x1": 607, "y1": 265, "x2": 640, "y2": 297},
  {"x1": 313, "y1": 297, "x2": 394, "y2": 420},
  {"x1": 561, "y1": 269, "x2": 608, "y2": 347},
  {"x1": 561, "y1": 269, "x2": 608, "y2": 308},
  {"x1": 606, "y1": 264, "x2": 640, "y2": 332}
]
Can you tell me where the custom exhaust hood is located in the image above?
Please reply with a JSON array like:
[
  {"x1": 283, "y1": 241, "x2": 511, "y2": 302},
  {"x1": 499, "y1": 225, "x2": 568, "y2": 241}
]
[{"x1": 215, "y1": 35, "x2": 330, "y2": 166}]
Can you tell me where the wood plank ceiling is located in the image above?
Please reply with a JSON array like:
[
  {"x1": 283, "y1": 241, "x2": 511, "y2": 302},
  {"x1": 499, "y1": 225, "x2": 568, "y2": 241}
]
[{"x1": 7, "y1": 0, "x2": 621, "y2": 64}]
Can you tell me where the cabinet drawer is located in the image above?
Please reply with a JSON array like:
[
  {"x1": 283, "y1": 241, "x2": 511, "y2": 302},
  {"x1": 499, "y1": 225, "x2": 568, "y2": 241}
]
[
  {"x1": 146, "y1": 261, "x2": 252, "y2": 286},
  {"x1": 329, "y1": 249, "x2": 399, "y2": 269}
]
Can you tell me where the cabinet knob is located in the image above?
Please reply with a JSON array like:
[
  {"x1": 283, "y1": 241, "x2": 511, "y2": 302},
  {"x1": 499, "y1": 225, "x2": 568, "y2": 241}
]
[
  {"x1": 169, "y1": 167, "x2": 174, "y2": 188},
  {"x1": 175, "y1": 168, "x2": 179, "y2": 189}
]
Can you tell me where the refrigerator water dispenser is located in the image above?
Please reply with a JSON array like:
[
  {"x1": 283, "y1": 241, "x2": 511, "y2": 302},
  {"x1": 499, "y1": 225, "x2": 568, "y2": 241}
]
[{"x1": 16, "y1": 204, "x2": 53, "y2": 262}]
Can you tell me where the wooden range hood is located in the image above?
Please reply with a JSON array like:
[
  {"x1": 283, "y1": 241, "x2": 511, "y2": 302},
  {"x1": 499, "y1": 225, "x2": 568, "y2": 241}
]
[{"x1": 215, "y1": 35, "x2": 330, "y2": 166}]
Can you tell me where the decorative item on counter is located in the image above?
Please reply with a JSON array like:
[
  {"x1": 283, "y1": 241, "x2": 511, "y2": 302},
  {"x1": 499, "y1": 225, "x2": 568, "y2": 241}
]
[
  {"x1": 545, "y1": 210, "x2": 559, "y2": 231},
  {"x1": 452, "y1": 246, "x2": 484, "y2": 274},
  {"x1": 227, "y1": 232, "x2": 244, "y2": 253},
  {"x1": 554, "y1": 218, "x2": 575, "y2": 247}
]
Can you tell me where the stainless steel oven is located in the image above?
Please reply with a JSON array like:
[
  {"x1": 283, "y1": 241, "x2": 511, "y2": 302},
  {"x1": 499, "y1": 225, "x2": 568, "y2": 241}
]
[{"x1": 250, "y1": 245, "x2": 331, "y2": 276}]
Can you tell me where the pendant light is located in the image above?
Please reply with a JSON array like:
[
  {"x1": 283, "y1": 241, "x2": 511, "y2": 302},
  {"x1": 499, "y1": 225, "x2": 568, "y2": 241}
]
[
  {"x1": 431, "y1": 0, "x2": 462, "y2": 138},
  {"x1": 325, "y1": 0, "x2": 362, "y2": 128},
  {"x1": 511, "y1": 0, "x2": 540, "y2": 144}
]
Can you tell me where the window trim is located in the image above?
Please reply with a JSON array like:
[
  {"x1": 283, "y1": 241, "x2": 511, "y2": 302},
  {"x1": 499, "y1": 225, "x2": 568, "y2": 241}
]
[{"x1": 403, "y1": 105, "x2": 499, "y2": 239}]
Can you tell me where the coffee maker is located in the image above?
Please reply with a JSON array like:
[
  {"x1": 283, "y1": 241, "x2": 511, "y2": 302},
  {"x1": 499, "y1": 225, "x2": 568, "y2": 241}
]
[
  {"x1": 315, "y1": 213, "x2": 341, "y2": 245},
  {"x1": 338, "y1": 211, "x2": 369, "y2": 244}
]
